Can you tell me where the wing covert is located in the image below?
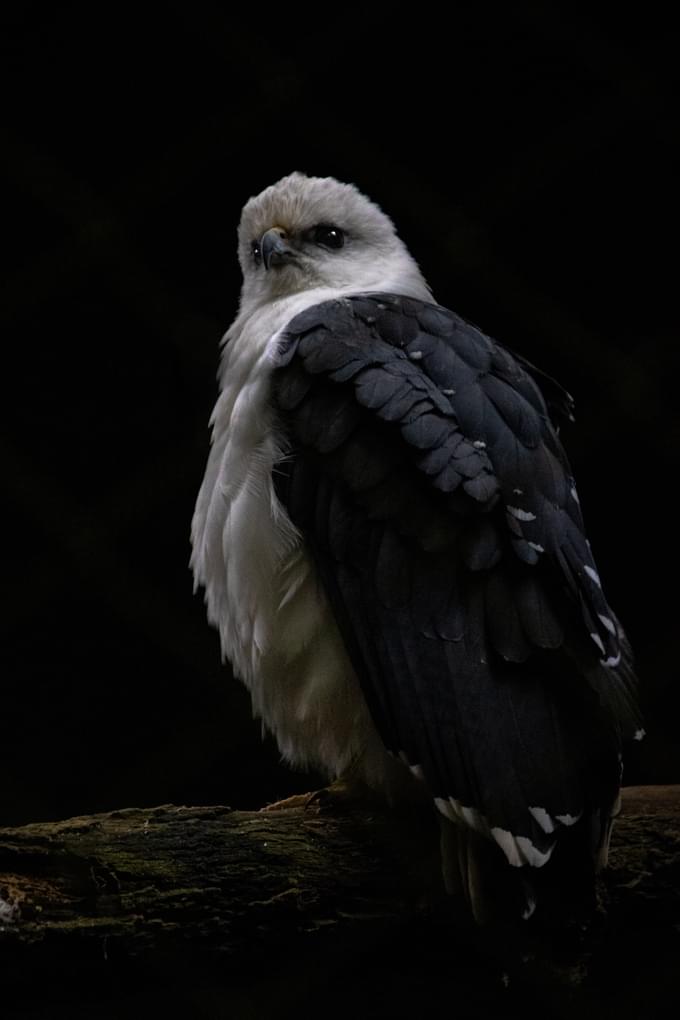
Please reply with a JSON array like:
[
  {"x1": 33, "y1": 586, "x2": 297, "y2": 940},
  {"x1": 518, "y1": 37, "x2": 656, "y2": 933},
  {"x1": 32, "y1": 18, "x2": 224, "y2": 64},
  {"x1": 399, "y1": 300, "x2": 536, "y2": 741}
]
[
  {"x1": 272, "y1": 292, "x2": 639, "y2": 860},
  {"x1": 277, "y1": 293, "x2": 619, "y2": 663}
]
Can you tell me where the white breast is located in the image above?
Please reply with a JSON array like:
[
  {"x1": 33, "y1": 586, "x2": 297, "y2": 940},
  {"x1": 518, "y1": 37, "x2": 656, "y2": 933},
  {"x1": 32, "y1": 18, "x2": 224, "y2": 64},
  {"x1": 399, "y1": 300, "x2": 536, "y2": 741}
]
[{"x1": 190, "y1": 290, "x2": 395, "y2": 784}]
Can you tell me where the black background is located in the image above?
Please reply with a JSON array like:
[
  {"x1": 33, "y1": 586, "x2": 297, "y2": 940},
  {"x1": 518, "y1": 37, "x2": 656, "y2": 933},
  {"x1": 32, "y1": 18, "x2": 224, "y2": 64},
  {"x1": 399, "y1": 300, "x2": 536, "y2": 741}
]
[{"x1": 3, "y1": 5, "x2": 678, "y2": 846}]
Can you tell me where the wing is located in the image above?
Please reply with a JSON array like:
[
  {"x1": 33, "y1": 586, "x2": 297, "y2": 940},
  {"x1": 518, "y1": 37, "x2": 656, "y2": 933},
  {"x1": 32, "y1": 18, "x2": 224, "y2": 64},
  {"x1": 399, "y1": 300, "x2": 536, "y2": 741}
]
[{"x1": 272, "y1": 292, "x2": 640, "y2": 866}]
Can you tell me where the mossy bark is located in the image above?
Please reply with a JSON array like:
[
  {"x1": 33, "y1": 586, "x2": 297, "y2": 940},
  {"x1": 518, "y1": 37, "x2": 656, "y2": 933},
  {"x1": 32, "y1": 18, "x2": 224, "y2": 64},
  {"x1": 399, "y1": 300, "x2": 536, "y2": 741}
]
[{"x1": 1, "y1": 787, "x2": 679, "y2": 1017}]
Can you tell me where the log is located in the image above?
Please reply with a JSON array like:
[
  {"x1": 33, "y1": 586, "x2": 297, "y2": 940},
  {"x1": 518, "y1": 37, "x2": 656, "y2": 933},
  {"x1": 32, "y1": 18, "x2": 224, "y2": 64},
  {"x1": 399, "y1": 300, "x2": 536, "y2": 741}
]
[{"x1": 1, "y1": 787, "x2": 679, "y2": 1017}]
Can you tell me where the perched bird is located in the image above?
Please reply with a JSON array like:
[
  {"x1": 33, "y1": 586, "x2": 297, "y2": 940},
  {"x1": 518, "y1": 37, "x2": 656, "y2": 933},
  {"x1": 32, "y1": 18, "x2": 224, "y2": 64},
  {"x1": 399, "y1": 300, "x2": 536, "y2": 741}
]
[{"x1": 191, "y1": 173, "x2": 641, "y2": 923}]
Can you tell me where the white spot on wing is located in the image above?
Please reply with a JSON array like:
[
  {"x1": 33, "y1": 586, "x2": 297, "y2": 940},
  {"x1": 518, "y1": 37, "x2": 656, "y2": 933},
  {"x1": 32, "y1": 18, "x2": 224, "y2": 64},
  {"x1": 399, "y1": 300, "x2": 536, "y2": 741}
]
[
  {"x1": 397, "y1": 749, "x2": 426, "y2": 781},
  {"x1": 434, "y1": 796, "x2": 457, "y2": 822},
  {"x1": 584, "y1": 565, "x2": 602, "y2": 588},
  {"x1": 598, "y1": 614, "x2": 616, "y2": 635},
  {"x1": 490, "y1": 827, "x2": 555, "y2": 868},
  {"x1": 516, "y1": 836, "x2": 555, "y2": 868},
  {"x1": 507, "y1": 506, "x2": 537, "y2": 522},
  {"x1": 555, "y1": 811, "x2": 582, "y2": 826},
  {"x1": 634, "y1": 728, "x2": 646, "y2": 741},
  {"x1": 473, "y1": 440, "x2": 487, "y2": 449},
  {"x1": 529, "y1": 806, "x2": 555, "y2": 834},
  {"x1": 590, "y1": 632, "x2": 606, "y2": 655},
  {"x1": 442, "y1": 388, "x2": 455, "y2": 396},
  {"x1": 460, "y1": 805, "x2": 486, "y2": 832},
  {"x1": 603, "y1": 652, "x2": 621, "y2": 668},
  {"x1": 570, "y1": 485, "x2": 580, "y2": 505},
  {"x1": 409, "y1": 350, "x2": 423, "y2": 360},
  {"x1": 512, "y1": 488, "x2": 523, "y2": 496},
  {"x1": 528, "y1": 541, "x2": 545, "y2": 553},
  {"x1": 434, "y1": 797, "x2": 490, "y2": 836}
]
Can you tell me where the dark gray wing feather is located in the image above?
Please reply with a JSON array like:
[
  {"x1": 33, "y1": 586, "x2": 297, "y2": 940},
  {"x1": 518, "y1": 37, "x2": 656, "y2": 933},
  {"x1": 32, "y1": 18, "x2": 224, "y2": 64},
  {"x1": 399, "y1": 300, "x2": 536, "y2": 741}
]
[{"x1": 273, "y1": 293, "x2": 640, "y2": 860}]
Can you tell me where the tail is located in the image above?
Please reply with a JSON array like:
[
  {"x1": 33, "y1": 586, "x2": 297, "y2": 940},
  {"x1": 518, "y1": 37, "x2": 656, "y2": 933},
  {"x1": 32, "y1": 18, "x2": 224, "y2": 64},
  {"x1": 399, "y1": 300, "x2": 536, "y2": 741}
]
[
  {"x1": 439, "y1": 817, "x2": 534, "y2": 925},
  {"x1": 439, "y1": 813, "x2": 608, "y2": 931}
]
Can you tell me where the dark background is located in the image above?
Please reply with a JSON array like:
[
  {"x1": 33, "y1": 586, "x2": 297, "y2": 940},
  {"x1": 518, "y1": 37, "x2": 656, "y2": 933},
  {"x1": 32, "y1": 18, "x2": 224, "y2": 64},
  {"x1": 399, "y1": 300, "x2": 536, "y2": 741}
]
[{"x1": 2, "y1": 6, "x2": 678, "y2": 831}]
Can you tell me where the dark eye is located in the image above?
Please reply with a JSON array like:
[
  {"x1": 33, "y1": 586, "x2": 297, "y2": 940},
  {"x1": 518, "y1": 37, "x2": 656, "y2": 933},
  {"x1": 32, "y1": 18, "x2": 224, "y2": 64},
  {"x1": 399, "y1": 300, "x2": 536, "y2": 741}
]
[
  {"x1": 312, "y1": 224, "x2": 345, "y2": 249},
  {"x1": 251, "y1": 240, "x2": 262, "y2": 263}
]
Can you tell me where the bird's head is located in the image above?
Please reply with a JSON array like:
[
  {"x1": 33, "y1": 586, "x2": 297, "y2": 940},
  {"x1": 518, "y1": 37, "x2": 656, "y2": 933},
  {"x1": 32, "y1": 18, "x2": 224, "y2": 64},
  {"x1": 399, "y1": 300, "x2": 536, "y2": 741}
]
[{"x1": 236, "y1": 172, "x2": 431, "y2": 309}]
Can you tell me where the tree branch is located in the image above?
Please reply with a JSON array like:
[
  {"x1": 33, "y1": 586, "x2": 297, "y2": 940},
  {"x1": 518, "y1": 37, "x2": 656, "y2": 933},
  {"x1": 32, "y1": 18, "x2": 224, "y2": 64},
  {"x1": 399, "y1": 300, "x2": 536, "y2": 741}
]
[{"x1": 1, "y1": 787, "x2": 679, "y2": 1014}]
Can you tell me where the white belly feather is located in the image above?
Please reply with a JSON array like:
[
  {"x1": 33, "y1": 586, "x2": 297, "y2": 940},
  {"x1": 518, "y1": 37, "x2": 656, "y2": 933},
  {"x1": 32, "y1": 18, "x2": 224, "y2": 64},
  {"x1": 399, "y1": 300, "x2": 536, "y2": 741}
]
[{"x1": 190, "y1": 291, "x2": 395, "y2": 785}]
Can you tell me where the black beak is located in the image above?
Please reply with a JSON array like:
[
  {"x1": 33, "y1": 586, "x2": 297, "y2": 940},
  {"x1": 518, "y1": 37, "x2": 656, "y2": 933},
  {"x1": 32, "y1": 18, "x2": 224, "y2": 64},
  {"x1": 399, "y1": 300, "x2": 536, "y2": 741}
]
[{"x1": 261, "y1": 228, "x2": 294, "y2": 270}]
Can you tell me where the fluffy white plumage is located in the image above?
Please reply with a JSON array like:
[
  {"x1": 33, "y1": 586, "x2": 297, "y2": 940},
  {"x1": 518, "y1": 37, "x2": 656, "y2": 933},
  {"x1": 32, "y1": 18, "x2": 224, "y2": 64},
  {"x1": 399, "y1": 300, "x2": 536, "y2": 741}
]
[{"x1": 191, "y1": 173, "x2": 429, "y2": 792}]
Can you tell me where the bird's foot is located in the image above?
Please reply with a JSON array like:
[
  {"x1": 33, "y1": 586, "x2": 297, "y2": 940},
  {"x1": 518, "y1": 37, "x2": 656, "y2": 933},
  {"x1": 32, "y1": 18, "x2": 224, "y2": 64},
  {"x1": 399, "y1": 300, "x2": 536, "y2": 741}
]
[
  {"x1": 260, "y1": 792, "x2": 316, "y2": 812},
  {"x1": 261, "y1": 780, "x2": 372, "y2": 814},
  {"x1": 306, "y1": 779, "x2": 378, "y2": 814}
]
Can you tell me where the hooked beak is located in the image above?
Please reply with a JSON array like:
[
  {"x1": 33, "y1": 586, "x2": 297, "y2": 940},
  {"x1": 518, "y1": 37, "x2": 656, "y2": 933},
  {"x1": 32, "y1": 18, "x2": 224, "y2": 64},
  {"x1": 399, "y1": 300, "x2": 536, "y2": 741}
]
[{"x1": 261, "y1": 227, "x2": 295, "y2": 270}]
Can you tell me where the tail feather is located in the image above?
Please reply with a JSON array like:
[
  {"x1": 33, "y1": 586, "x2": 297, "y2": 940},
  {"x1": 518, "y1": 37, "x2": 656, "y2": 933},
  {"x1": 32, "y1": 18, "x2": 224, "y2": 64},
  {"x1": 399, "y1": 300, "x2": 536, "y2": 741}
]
[
  {"x1": 439, "y1": 813, "x2": 603, "y2": 929},
  {"x1": 439, "y1": 816, "x2": 530, "y2": 925}
]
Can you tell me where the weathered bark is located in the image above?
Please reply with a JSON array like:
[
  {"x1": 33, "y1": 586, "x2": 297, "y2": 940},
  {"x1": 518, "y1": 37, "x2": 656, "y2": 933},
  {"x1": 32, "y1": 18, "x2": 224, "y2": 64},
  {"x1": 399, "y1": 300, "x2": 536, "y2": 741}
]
[
  {"x1": 0, "y1": 796, "x2": 442, "y2": 962},
  {"x1": 1, "y1": 787, "x2": 679, "y2": 1016}
]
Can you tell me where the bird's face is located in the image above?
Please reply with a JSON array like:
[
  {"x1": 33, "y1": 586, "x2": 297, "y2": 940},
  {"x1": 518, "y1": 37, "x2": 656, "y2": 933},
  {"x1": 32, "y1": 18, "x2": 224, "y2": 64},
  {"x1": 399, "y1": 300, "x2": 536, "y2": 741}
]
[{"x1": 236, "y1": 173, "x2": 430, "y2": 309}]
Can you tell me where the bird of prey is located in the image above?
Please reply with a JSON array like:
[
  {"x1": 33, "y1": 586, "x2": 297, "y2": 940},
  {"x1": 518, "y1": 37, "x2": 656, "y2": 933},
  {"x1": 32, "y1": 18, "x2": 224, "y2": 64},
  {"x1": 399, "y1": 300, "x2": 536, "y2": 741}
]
[{"x1": 191, "y1": 172, "x2": 641, "y2": 923}]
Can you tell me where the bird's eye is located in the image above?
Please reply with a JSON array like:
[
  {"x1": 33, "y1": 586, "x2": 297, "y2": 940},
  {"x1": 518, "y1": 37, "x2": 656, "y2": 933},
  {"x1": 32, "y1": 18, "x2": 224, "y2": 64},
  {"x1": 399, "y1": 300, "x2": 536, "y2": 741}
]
[
  {"x1": 251, "y1": 240, "x2": 262, "y2": 263},
  {"x1": 311, "y1": 224, "x2": 345, "y2": 249}
]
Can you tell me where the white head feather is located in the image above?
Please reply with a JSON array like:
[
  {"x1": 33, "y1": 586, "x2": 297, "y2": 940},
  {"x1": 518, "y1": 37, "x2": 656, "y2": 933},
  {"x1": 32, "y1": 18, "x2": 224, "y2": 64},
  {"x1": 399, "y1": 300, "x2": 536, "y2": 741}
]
[{"x1": 236, "y1": 172, "x2": 432, "y2": 312}]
